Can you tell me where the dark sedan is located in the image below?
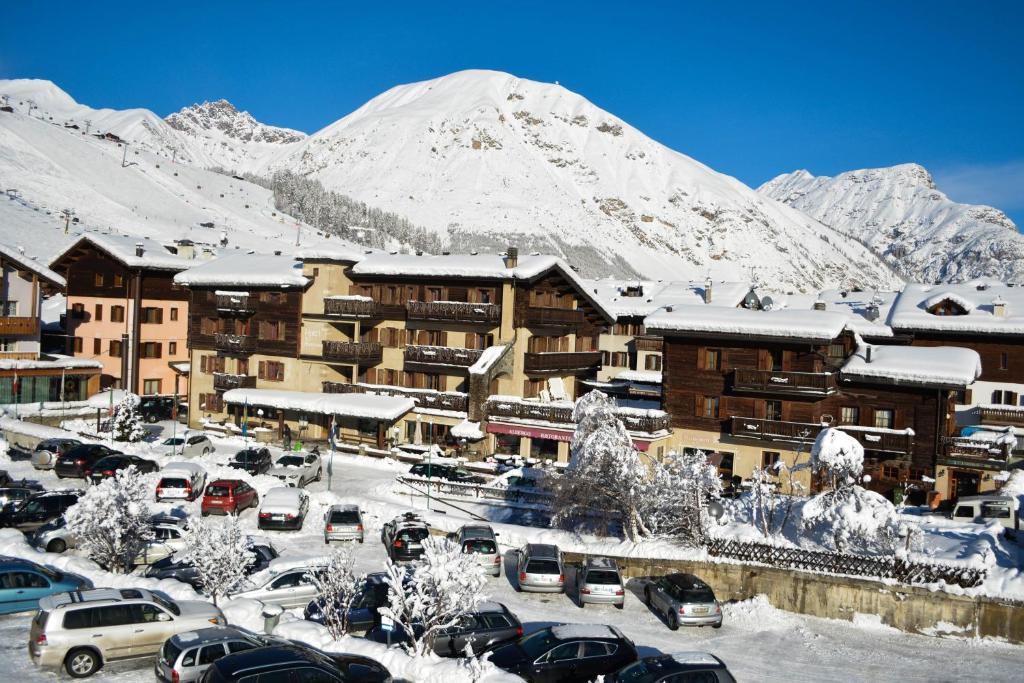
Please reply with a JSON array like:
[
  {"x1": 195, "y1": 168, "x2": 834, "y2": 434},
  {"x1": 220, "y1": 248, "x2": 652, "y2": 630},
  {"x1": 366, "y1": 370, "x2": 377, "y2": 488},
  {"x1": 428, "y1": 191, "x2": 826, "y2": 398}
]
[
  {"x1": 228, "y1": 447, "x2": 273, "y2": 475},
  {"x1": 85, "y1": 454, "x2": 160, "y2": 483},
  {"x1": 0, "y1": 490, "x2": 82, "y2": 532},
  {"x1": 145, "y1": 542, "x2": 278, "y2": 589},
  {"x1": 54, "y1": 444, "x2": 121, "y2": 478},
  {"x1": 487, "y1": 624, "x2": 638, "y2": 683}
]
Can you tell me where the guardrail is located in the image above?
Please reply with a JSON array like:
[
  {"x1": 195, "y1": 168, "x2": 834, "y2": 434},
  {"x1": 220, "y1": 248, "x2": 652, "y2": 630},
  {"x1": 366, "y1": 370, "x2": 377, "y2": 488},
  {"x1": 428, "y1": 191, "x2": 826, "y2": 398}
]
[{"x1": 395, "y1": 475, "x2": 555, "y2": 506}]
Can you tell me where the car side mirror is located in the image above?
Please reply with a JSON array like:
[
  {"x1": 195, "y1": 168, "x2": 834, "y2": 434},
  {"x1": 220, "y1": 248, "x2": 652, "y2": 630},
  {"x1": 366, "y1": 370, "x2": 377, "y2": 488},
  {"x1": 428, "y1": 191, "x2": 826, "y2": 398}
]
[{"x1": 157, "y1": 612, "x2": 171, "y2": 622}]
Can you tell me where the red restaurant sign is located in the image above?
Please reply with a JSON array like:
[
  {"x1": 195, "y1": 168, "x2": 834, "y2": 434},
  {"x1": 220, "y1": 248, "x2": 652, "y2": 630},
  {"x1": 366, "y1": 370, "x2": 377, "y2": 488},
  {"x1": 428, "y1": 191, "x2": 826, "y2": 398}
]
[{"x1": 486, "y1": 422, "x2": 652, "y2": 451}]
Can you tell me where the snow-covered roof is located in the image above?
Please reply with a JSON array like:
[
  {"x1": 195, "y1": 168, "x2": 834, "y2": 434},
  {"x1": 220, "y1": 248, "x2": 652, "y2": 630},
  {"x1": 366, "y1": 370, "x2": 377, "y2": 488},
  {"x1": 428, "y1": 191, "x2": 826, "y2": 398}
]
[
  {"x1": 51, "y1": 233, "x2": 194, "y2": 271},
  {"x1": 811, "y1": 289, "x2": 898, "y2": 338},
  {"x1": 86, "y1": 388, "x2": 129, "y2": 408},
  {"x1": 645, "y1": 304, "x2": 848, "y2": 342},
  {"x1": 294, "y1": 244, "x2": 369, "y2": 262},
  {"x1": 450, "y1": 419, "x2": 484, "y2": 440},
  {"x1": 174, "y1": 254, "x2": 309, "y2": 288},
  {"x1": 550, "y1": 624, "x2": 618, "y2": 640},
  {"x1": 889, "y1": 282, "x2": 1024, "y2": 335},
  {"x1": 262, "y1": 486, "x2": 305, "y2": 507},
  {"x1": 468, "y1": 345, "x2": 507, "y2": 376},
  {"x1": 0, "y1": 355, "x2": 102, "y2": 371},
  {"x1": 840, "y1": 343, "x2": 982, "y2": 388},
  {"x1": 0, "y1": 241, "x2": 65, "y2": 287},
  {"x1": 169, "y1": 361, "x2": 190, "y2": 374},
  {"x1": 581, "y1": 278, "x2": 752, "y2": 318},
  {"x1": 222, "y1": 388, "x2": 413, "y2": 420},
  {"x1": 615, "y1": 369, "x2": 662, "y2": 384}
]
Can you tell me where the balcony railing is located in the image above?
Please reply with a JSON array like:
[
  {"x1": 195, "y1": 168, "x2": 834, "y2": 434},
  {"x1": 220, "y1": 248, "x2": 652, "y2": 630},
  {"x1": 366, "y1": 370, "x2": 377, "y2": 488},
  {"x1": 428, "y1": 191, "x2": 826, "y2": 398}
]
[
  {"x1": 215, "y1": 293, "x2": 255, "y2": 314},
  {"x1": 732, "y1": 369, "x2": 837, "y2": 396},
  {"x1": 0, "y1": 316, "x2": 39, "y2": 336},
  {"x1": 939, "y1": 436, "x2": 1012, "y2": 465},
  {"x1": 322, "y1": 340, "x2": 383, "y2": 364},
  {"x1": 406, "y1": 300, "x2": 500, "y2": 324},
  {"x1": 214, "y1": 333, "x2": 256, "y2": 354},
  {"x1": 324, "y1": 297, "x2": 379, "y2": 318},
  {"x1": 729, "y1": 417, "x2": 914, "y2": 454},
  {"x1": 977, "y1": 406, "x2": 1024, "y2": 428},
  {"x1": 404, "y1": 345, "x2": 483, "y2": 368},
  {"x1": 840, "y1": 428, "x2": 914, "y2": 454},
  {"x1": 524, "y1": 351, "x2": 602, "y2": 373},
  {"x1": 485, "y1": 397, "x2": 671, "y2": 434},
  {"x1": 213, "y1": 373, "x2": 257, "y2": 391},
  {"x1": 635, "y1": 336, "x2": 663, "y2": 352},
  {"x1": 524, "y1": 306, "x2": 585, "y2": 327},
  {"x1": 323, "y1": 381, "x2": 468, "y2": 412}
]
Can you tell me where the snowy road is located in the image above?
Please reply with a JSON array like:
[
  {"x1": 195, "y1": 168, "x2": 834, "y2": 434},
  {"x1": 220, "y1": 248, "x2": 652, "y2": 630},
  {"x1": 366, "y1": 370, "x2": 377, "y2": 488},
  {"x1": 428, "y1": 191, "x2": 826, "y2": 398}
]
[{"x1": 1, "y1": 433, "x2": 1021, "y2": 682}]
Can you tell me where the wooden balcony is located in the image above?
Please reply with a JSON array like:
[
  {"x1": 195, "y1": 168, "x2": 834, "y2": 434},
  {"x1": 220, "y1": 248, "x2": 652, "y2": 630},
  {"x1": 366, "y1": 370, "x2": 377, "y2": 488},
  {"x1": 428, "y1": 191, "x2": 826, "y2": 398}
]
[
  {"x1": 324, "y1": 297, "x2": 379, "y2": 318},
  {"x1": 485, "y1": 398, "x2": 671, "y2": 433},
  {"x1": 0, "y1": 316, "x2": 39, "y2": 336},
  {"x1": 730, "y1": 416, "x2": 914, "y2": 454},
  {"x1": 214, "y1": 333, "x2": 257, "y2": 354},
  {"x1": 406, "y1": 300, "x2": 500, "y2": 324},
  {"x1": 524, "y1": 351, "x2": 602, "y2": 373},
  {"x1": 215, "y1": 293, "x2": 255, "y2": 314},
  {"x1": 977, "y1": 406, "x2": 1024, "y2": 428},
  {"x1": 939, "y1": 436, "x2": 1012, "y2": 465},
  {"x1": 404, "y1": 345, "x2": 483, "y2": 368},
  {"x1": 323, "y1": 381, "x2": 469, "y2": 412},
  {"x1": 840, "y1": 428, "x2": 914, "y2": 454},
  {"x1": 322, "y1": 340, "x2": 383, "y2": 364},
  {"x1": 524, "y1": 306, "x2": 584, "y2": 327},
  {"x1": 0, "y1": 351, "x2": 38, "y2": 360},
  {"x1": 635, "y1": 336, "x2": 663, "y2": 352},
  {"x1": 732, "y1": 368, "x2": 837, "y2": 396},
  {"x1": 213, "y1": 373, "x2": 257, "y2": 391}
]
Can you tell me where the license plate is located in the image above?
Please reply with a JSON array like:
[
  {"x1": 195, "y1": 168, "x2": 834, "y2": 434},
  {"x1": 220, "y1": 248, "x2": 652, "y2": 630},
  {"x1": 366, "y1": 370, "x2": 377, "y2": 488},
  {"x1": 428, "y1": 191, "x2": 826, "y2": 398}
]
[
  {"x1": 272, "y1": 514, "x2": 285, "y2": 520},
  {"x1": 692, "y1": 607, "x2": 709, "y2": 614}
]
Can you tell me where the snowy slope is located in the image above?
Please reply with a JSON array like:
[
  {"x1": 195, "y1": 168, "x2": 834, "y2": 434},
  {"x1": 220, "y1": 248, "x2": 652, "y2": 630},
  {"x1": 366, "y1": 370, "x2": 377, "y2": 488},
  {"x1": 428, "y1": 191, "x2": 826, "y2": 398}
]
[
  {"x1": 264, "y1": 70, "x2": 899, "y2": 289},
  {"x1": 759, "y1": 164, "x2": 1024, "y2": 283}
]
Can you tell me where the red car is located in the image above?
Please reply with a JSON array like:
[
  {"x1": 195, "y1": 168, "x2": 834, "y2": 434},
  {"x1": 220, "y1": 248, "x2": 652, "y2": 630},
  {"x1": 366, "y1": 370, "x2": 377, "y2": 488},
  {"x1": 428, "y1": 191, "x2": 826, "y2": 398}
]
[{"x1": 201, "y1": 479, "x2": 259, "y2": 516}]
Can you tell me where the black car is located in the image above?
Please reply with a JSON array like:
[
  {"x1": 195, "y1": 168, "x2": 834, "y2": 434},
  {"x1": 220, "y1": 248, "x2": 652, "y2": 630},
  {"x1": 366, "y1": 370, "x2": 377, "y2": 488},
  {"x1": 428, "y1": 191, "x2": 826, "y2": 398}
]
[
  {"x1": 228, "y1": 448, "x2": 273, "y2": 475},
  {"x1": 305, "y1": 572, "x2": 390, "y2": 632},
  {"x1": 380, "y1": 512, "x2": 430, "y2": 562},
  {"x1": 487, "y1": 624, "x2": 639, "y2": 683},
  {"x1": 0, "y1": 485, "x2": 42, "y2": 510},
  {"x1": 609, "y1": 653, "x2": 737, "y2": 683},
  {"x1": 85, "y1": 454, "x2": 160, "y2": 483},
  {"x1": 54, "y1": 443, "x2": 121, "y2": 478},
  {"x1": 408, "y1": 463, "x2": 485, "y2": 484},
  {"x1": 366, "y1": 601, "x2": 523, "y2": 657},
  {"x1": 199, "y1": 644, "x2": 391, "y2": 683},
  {"x1": 140, "y1": 395, "x2": 180, "y2": 423},
  {"x1": 146, "y1": 542, "x2": 278, "y2": 589},
  {"x1": 0, "y1": 490, "x2": 82, "y2": 532}
]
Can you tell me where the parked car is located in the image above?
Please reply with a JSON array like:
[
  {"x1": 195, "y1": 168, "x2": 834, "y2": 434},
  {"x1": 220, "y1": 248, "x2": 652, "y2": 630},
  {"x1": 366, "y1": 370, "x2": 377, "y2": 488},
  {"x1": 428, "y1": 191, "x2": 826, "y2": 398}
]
[
  {"x1": 487, "y1": 624, "x2": 639, "y2": 682},
  {"x1": 642, "y1": 573, "x2": 723, "y2": 630},
  {"x1": 54, "y1": 444, "x2": 121, "y2": 479},
  {"x1": 28, "y1": 587, "x2": 225, "y2": 678},
  {"x1": 268, "y1": 451, "x2": 322, "y2": 487},
  {"x1": 198, "y1": 644, "x2": 391, "y2": 683},
  {"x1": 85, "y1": 454, "x2": 159, "y2": 484},
  {"x1": 450, "y1": 524, "x2": 501, "y2": 577},
  {"x1": 157, "y1": 462, "x2": 207, "y2": 501},
  {"x1": 487, "y1": 467, "x2": 551, "y2": 491},
  {"x1": 516, "y1": 543, "x2": 564, "y2": 593},
  {"x1": 156, "y1": 626, "x2": 286, "y2": 683},
  {"x1": 257, "y1": 487, "x2": 309, "y2": 531},
  {"x1": 0, "y1": 490, "x2": 82, "y2": 532},
  {"x1": 0, "y1": 557, "x2": 91, "y2": 614},
  {"x1": 28, "y1": 515, "x2": 78, "y2": 554},
  {"x1": 0, "y1": 485, "x2": 43, "y2": 509},
  {"x1": 408, "y1": 462, "x2": 485, "y2": 483},
  {"x1": 201, "y1": 479, "x2": 259, "y2": 516},
  {"x1": 31, "y1": 438, "x2": 82, "y2": 470},
  {"x1": 227, "y1": 565, "x2": 321, "y2": 608},
  {"x1": 381, "y1": 512, "x2": 430, "y2": 562},
  {"x1": 304, "y1": 571, "x2": 390, "y2": 631},
  {"x1": 950, "y1": 494, "x2": 1020, "y2": 537},
  {"x1": 368, "y1": 601, "x2": 522, "y2": 657},
  {"x1": 160, "y1": 433, "x2": 214, "y2": 458},
  {"x1": 609, "y1": 652, "x2": 737, "y2": 683},
  {"x1": 228, "y1": 447, "x2": 272, "y2": 476},
  {"x1": 140, "y1": 395, "x2": 179, "y2": 423},
  {"x1": 575, "y1": 556, "x2": 625, "y2": 609},
  {"x1": 324, "y1": 503, "x2": 364, "y2": 544},
  {"x1": 134, "y1": 519, "x2": 189, "y2": 566},
  {"x1": 146, "y1": 541, "x2": 278, "y2": 590}
]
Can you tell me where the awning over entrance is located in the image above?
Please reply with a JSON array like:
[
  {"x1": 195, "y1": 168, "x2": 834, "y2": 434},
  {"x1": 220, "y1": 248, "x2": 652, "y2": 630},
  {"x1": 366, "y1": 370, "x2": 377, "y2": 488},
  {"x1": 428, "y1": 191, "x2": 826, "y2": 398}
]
[{"x1": 222, "y1": 388, "x2": 414, "y2": 421}]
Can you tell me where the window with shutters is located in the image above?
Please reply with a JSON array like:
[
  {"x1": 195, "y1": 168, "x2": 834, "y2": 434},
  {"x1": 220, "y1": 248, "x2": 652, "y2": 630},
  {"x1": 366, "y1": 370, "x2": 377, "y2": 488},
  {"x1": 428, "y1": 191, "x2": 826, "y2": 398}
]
[
  {"x1": 201, "y1": 393, "x2": 223, "y2": 412},
  {"x1": 765, "y1": 399, "x2": 783, "y2": 421},
  {"x1": 140, "y1": 307, "x2": 163, "y2": 324},
  {"x1": 703, "y1": 348, "x2": 722, "y2": 371},
  {"x1": 258, "y1": 361, "x2": 285, "y2": 382},
  {"x1": 698, "y1": 395, "x2": 719, "y2": 418},
  {"x1": 170, "y1": 307, "x2": 178, "y2": 321},
  {"x1": 528, "y1": 335, "x2": 568, "y2": 353},
  {"x1": 237, "y1": 358, "x2": 249, "y2": 375},
  {"x1": 259, "y1": 321, "x2": 285, "y2": 341},
  {"x1": 168, "y1": 342, "x2": 178, "y2": 355},
  {"x1": 111, "y1": 306, "x2": 125, "y2": 323},
  {"x1": 140, "y1": 342, "x2": 162, "y2": 359},
  {"x1": 609, "y1": 351, "x2": 629, "y2": 367},
  {"x1": 113, "y1": 274, "x2": 124, "y2": 287},
  {"x1": 143, "y1": 379, "x2": 161, "y2": 395},
  {"x1": 827, "y1": 343, "x2": 845, "y2": 359},
  {"x1": 523, "y1": 378, "x2": 546, "y2": 398},
  {"x1": 110, "y1": 340, "x2": 123, "y2": 358},
  {"x1": 73, "y1": 337, "x2": 83, "y2": 353},
  {"x1": 575, "y1": 336, "x2": 597, "y2": 352},
  {"x1": 94, "y1": 304, "x2": 103, "y2": 321},
  {"x1": 645, "y1": 354, "x2": 662, "y2": 371},
  {"x1": 762, "y1": 451, "x2": 781, "y2": 469},
  {"x1": 94, "y1": 273, "x2": 104, "y2": 287},
  {"x1": 71, "y1": 302, "x2": 85, "y2": 319},
  {"x1": 426, "y1": 287, "x2": 443, "y2": 302},
  {"x1": 873, "y1": 408, "x2": 894, "y2": 429},
  {"x1": 840, "y1": 406, "x2": 859, "y2": 424},
  {"x1": 91, "y1": 338, "x2": 100, "y2": 354},
  {"x1": 466, "y1": 332, "x2": 494, "y2": 350}
]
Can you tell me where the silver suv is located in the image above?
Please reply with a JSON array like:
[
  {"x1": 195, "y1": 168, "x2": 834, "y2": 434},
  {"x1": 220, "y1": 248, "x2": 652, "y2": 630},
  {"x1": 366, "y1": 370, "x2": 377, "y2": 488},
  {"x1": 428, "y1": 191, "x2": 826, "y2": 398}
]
[
  {"x1": 575, "y1": 556, "x2": 625, "y2": 609},
  {"x1": 28, "y1": 588, "x2": 225, "y2": 677},
  {"x1": 515, "y1": 543, "x2": 564, "y2": 593},
  {"x1": 156, "y1": 626, "x2": 284, "y2": 683},
  {"x1": 324, "y1": 504, "x2": 365, "y2": 544},
  {"x1": 451, "y1": 524, "x2": 501, "y2": 577}
]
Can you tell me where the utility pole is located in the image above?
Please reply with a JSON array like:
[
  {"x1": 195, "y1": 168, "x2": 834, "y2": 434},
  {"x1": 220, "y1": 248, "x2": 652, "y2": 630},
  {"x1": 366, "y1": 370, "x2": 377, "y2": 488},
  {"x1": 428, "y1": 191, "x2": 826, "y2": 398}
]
[
  {"x1": 84, "y1": 119, "x2": 91, "y2": 135},
  {"x1": 295, "y1": 219, "x2": 302, "y2": 247},
  {"x1": 122, "y1": 144, "x2": 129, "y2": 167},
  {"x1": 61, "y1": 208, "x2": 75, "y2": 234}
]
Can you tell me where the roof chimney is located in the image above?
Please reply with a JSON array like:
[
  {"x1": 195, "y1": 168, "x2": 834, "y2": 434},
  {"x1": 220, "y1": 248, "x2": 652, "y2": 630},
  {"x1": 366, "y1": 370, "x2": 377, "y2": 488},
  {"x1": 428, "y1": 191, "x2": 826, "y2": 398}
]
[
  {"x1": 665, "y1": 305, "x2": 674, "y2": 313},
  {"x1": 813, "y1": 300, "x2": 826, "y2": 311},
  {"x1": 865, "y1": 346, "x2": 873, "y2": 363},
  {"x1": 135, "y1": 242, "x2": 144, "y2": 257},
  {"x1": 993, "y1": 296, "x2": 1007, "y2": 318},
  {"x1": 703, "y1": 277, "x2": 713, "y2": 304},
  {"x1": 505, "y1": 246, "x2": 519, "y2": 268},
  {"x1": 274, "y1": 250, "x2": 282, "y2": 256}
]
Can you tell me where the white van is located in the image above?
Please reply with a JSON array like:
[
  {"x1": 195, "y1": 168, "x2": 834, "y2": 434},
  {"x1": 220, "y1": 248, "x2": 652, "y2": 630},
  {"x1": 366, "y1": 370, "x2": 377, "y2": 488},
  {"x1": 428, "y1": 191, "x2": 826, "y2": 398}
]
[
  {"x1": 156, "y1": 462, "x2": 207, "y2": 502},
  {"x1": 950, "y1": 494, "x2": 1019, "y2": 537}
]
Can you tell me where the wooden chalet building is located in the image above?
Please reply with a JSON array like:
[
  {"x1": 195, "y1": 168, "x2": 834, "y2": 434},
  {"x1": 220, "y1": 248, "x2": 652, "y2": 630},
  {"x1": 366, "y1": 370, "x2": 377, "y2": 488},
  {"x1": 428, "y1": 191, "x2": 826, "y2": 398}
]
[{"x1": 645, "y1": 304, "x2": 981, "y2": 500}]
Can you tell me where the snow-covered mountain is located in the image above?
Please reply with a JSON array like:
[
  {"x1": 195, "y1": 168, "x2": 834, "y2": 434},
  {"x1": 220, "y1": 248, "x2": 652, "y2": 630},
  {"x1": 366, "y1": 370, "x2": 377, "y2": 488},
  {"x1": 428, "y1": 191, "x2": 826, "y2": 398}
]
[
  {"x1": 260, "y1": 70, "x2": 898, "y2": 289},
  {"x1": 759, "y1": 164, "x2": 1024, "y2": 283}
]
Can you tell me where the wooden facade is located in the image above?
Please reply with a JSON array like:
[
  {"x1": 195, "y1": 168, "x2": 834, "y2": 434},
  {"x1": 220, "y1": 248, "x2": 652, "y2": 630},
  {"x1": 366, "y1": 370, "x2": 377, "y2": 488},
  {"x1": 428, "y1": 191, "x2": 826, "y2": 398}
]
[
  {"x1": 188, "y1": 288, "x2": 304, "y2": 358},
  {"x1": 909, "y1": 332, "x2": 1024, "y2": 385}
]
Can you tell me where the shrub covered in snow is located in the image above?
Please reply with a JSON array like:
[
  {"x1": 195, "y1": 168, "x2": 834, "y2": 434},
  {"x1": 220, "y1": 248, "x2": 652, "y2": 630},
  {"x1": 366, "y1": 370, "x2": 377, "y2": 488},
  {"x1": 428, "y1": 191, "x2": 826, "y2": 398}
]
[
  {"x1": 179, "y1": 516, "x2": 255, "y2": 605},
  {"x1": 111, "y1": 392, "x2": 147, "y2": 442},
  {"x1": 65, "y1": 466, "x2": 154, "y2": 573},
  {"x1": 800, "y1": 485, "x2": 905, "y2": 555},
  {"x1": 379, "y1": 536, "x2": 487, "y2": 657},
  {"x1": 644, "y1": 449, "x2": 722, "y2": 544},
  {"x1": 811, "y1": 428, "x2": 865, "y2": 489},
  {"x1": 305, "y1": 545, "x2": 365, "y2": 639}
]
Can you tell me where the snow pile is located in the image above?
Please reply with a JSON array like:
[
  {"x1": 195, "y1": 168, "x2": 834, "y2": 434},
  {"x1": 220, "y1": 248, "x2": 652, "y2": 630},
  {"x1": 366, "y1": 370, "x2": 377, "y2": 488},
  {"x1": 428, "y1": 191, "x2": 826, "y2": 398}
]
[
  {"x1": 840, "y1": 342, "x2": 981, "y2": 387},
  {"x1": 616, "y1": 369, "x2": 662, "y2": 383},
  {"x1": 468, "y1": 345, "x2": 507, "y2": 376},
  {"x1": 645, "y1": 304, "x2": 848, "y2": 342},
  {"x1": 449, "y1": 420, "x2": 484, "y2": 440}
]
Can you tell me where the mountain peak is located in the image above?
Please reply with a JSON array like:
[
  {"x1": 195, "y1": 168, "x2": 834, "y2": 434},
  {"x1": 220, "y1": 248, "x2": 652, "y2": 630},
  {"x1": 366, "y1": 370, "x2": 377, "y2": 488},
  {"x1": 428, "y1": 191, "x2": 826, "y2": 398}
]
[{"x1": 166, "y1": 100, "x2": 304, "y2": 144}]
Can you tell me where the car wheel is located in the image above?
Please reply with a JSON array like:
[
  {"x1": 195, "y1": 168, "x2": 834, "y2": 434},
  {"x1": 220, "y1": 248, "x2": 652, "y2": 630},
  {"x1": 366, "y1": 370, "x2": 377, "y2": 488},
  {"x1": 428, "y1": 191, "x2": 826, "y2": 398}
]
[
  {"x1": 578, "y1": 595, "x2": 585, "y2": 608},
  {"x1": 324, "y1": 538, "x2": 330, "y2": 545},
  {"x1": 203, "y1": 448, "x2": 211, "y2": 456},
  {"x1": 315, "y1": 468, "x2": 322, "y2": 482},
  {"x1": 615, "y1": 602, "x2": 624, "y2": 610},
  {"x1": 65, "y1": 648, "x2": 101, "y2": 678},
  {"x1": 145, "y1": 414, "x2": 158, "y2": 423},
  {"x1": 669, "y1": 611, "x2": 680, "y2": 631},
  {"x1": 713, "y1": 622, "x2": 723, "y2": 629},
  {"x1": 47, "y1": 539, "x2": 67, "y2": 553}
]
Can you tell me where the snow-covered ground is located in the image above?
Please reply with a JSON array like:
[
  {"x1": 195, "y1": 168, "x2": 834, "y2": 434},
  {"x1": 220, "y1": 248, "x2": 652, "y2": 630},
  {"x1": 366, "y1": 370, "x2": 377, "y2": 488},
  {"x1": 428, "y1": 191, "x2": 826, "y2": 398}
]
[{"x1": 0, "y1": 424, "x2": 1022, "y2": 681}]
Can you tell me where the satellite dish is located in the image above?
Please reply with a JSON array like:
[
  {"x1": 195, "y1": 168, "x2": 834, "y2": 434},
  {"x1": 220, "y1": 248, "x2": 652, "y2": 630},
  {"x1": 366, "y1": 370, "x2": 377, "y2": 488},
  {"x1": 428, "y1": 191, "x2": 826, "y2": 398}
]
[
  {"x1": 743, "y1": 292, "x2": 760, "y2": 309},
  {"x1": 760, "y1": 296, "x2": 775, "y2": 310},
  {"x1": 707, "y1": 500, "x2": 725, "y2": 520}
]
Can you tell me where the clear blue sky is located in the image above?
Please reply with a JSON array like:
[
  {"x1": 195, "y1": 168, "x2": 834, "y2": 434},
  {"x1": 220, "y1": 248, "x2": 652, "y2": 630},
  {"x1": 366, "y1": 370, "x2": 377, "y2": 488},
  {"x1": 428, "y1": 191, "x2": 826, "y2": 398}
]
[{"x1": 2, "y1": 1, "x2": 1022, "y2": 223}]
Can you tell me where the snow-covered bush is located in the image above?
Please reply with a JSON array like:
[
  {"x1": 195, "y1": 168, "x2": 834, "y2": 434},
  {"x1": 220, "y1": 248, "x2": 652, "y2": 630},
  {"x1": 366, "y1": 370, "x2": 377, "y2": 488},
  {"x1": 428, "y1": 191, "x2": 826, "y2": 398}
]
[
  {"x1": 179, "y1": 516, "x2": 254, "y2": 605},
  {"x1": 305, "y1": 545, "x2": 365, "y2": 639},
  {"x1": 65, "y1": 466, "x2": 153, "y2": 573},
  {"x1": 111, "y1": 392, "x2": 147, "y2": 442},
  {"x1": 811, "y1": 428, "x2": 864, "y2": 490},
  {"x1": 644, "y1": 449, "x2": 722, "y2": 544},
  {"x1": 801, "y1": 485, "x2": 904, "y2": 555},
  {"x1": 379, "y1": 536, "x2": 487, "y2": 657}
]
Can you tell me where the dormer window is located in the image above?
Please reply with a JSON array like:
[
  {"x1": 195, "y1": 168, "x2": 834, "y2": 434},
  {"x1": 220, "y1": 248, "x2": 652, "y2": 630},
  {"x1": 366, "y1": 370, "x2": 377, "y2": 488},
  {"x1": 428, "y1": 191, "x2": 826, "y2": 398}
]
[
  {"x1": 621, "y1": 285, "x2": 643, "y2": 298},
  {"x1": 924, "y1": 292, "x2": 973, "y2": 316}
]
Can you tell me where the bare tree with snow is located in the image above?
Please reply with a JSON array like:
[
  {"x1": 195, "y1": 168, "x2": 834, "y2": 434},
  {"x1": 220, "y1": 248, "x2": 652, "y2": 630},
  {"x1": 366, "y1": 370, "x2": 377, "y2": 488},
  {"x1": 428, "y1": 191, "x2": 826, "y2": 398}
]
[
  {"x1": 304, "y1": 546, "x2": 365, "y2": 639},
  {"x1": 65, "y1": 466, "x2": 154, "y2": 573},
  {"x1": 379, "y1": 536, "x2": 488, "y2": 657},
  {"x1": 644, "y1": 449, "x2": 723, "y2": 545},
  {"x1": 179, "y1": 516, "x2": 255, "y2": 605}
]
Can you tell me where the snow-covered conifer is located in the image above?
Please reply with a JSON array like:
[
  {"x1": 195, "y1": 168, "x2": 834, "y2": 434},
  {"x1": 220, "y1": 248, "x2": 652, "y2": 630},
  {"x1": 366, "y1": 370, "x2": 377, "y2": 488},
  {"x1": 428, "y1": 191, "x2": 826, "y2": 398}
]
[
  {"x1": 65, "y1": 466, "x2": 154, "y2": 573},
  {"x1": 111, "y1": 392, "x2": 147, "y2": 442},
  {"x1": 179, "y1": 516, "x2": 254, "y2": 605}
]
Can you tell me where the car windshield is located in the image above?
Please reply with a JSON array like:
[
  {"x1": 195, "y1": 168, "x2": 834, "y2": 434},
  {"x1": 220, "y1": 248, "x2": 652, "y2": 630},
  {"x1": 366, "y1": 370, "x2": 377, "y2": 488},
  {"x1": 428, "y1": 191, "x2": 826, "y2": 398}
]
[
  {"x1": 36, "y1": 565, "x2": 63, "y2": 581},
  {"x1": 609, "y1": 660, "x2": 653, "y2": 682},
  {"x1": 276, "y1": 456, "x2": 304, "y2": 468},
  {"x1": 206, "y1": 484, "x2": 232, "y2": 497},
  {"x1": 525, "y1": 559, "x2": 560, "y2": 574},
  {"x1": 518, "y1": 629, "x2": 560, "y2": 659},
  {"x1": 21, "y1": 499, "x2": 47, "y2": 514},
  {"x1": 681, "y1": 587, "x2": 716, "y2": 603},
  {"x1": 585, "y1": 570, "x2": 621, "y2": 585},
  {"x1": 152, "y1": 594, "x2": 180, "y2": 616},
  {"x1": 160, "y1": 478, "x2": 189, "y2": 489},
  {"x1": 329, "y1": 510, "x2": 360, "y2": 523},
  {"x1": 398, "y1": 528, "x2": 429, "y2": 542},
  {"x1": 463, "y1": 539, "x2": 497, "y2": 554},
  {"x1": 981, "y1": 502, "x2": 1011, "y2": 519},
  {"x1": 162, "y1": 438, "x2": 184, "y2": 446},
  {"x1": 94, "y1": 457, "x2": 123, "y2": 469},
  {"x1": 235, "y1": 450, "x2": 262, "y2": 462}
]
